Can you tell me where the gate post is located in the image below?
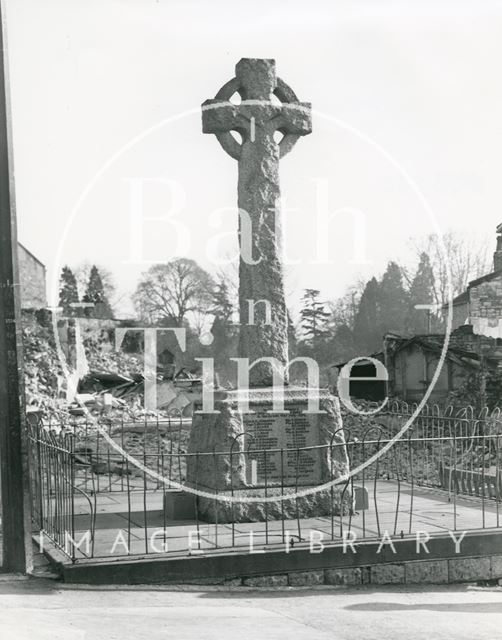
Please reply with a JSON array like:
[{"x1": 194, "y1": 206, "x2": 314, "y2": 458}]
[{"x1": 0, "y1": 10, "x2": 32, "y2": 573}]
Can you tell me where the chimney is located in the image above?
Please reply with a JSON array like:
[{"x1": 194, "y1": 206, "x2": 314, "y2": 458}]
[{"x1": 494, "y1": 223, "x2": 502, "y2": 272}]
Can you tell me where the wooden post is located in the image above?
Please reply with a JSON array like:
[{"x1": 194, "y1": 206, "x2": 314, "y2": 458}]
[{"x1": 0, "y1": 8, "x2": 32, "y2": 573}]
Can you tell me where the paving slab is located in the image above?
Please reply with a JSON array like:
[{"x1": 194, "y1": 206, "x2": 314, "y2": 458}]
[{"x1": 42, "y1": 482, "x2": 502, "y2": 560}]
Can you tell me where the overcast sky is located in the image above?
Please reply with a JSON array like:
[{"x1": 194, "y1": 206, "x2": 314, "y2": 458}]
[{"x1": 5, "y1": 0, "x2": 502, "y2": 316}]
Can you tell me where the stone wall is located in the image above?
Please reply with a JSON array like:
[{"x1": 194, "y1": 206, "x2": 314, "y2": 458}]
[
  {"x1": 448, "y1": 270, "x2": 502, "y2": 337},
  {"x1": 50, "y1": 528, "x2": 502, "y2": 585},
  {"x1": 470, "y1": 275, "x2": 502, "y2": 319},
  {"x1": 232, "y1": 555, "x2": 502, "y2": 587},
  {"x1": 469, "y1": 275, "x2": 502, "y2": 338},
  {"x1": 448, "y1": 326, "x2": 494, "y2": 353},
  {"x1": 55, "y1": 544, "x2": 502, "y2": 587}
]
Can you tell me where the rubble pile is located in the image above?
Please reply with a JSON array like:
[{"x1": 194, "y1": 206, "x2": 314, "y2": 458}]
[
  {"x1": 22, "y1": 312, "x2": 68, "y2": 419},
  {"x1": 339, "y1": 400, "x2": 389, "y2": 440},
  {"x1": 81, "y1": 326, "x2": 144, "y2": 377},
  {"x1": 77, "y1": 326, "x2": 199, "y2": 420},
  {"x1": 73, "y1": 426, "x2": 189, "y2": 483},
  {"x1": 22, "y1": 314, "x2": 159, "y2": 421}
]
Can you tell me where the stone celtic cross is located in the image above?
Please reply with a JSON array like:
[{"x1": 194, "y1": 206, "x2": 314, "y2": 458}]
[{"x1": 202, "y1": 58, "x2": 312, "y2": 387}]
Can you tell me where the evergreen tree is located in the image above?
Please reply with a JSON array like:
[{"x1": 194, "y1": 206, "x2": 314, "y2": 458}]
[
  {"x1": 329, "y1": 324, "x2": 357, "y2": 363},
  {"x1": 210, "y1": 315, "x2": 239, "y2": 387},
  {"x1": 353, "y1": 277, "x2": 381, "y2": 353},
  {"x1": 407, "y1": 252, "x2": 435, "y2": 334},
  {"x1": 58, "y1": 266, "x2": 79, "y2": 316},
  {"x1": 208, "y1": 280, "x2": 237, "y2": 386},
  {"x1": 83, "y1": 265, "x2": 113, "y2": 319},
  {"x1": 300, "y1": 289, "x2": 331, "y2": 344},
  {"x1": 378, "y1": 261, "x2": 409, "y2": 335},
  {"x1": 210, "y1": 281, "x2": 234, "y2": 322},
  {"x1": 287, "y1": 309, "x2": 298, "y2": 360}
]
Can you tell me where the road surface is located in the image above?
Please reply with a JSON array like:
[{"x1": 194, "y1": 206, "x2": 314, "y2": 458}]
[{"x1": 0, "y1": 576, "x2": 501, "y2": 639}]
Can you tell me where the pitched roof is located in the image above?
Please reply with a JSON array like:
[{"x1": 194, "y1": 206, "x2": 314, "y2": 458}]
[
  {"x1": 385, "y1": 333, "x2": 491, "y2": 369},
  {"x1": 331, "y1": 352, "x2": 384, "y2": 369},
  {"x1": 448, "y1": 290, "x2": 469, "y2": 306},
  {"x1": 466, "y1": 269, "x2": 502, "y2": 289}
]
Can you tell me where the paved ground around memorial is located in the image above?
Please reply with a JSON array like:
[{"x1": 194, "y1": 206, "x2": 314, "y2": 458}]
[
  {"x1": 0, "y1": 575, "x2": 501, "y2": 639},
  {"x1": 67, "y1": 481, "x2": 502, "y2": 558}
]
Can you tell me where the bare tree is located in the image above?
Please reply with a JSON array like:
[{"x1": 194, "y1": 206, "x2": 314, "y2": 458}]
[
  {"x1": 133, "y1": 258, "x2": 215, "y2": 327},
  {"x1": 410, "y1": 231, "x2": 490, "y2": 306},
  {"x1": 327, "y1": 280, "x2": 365, "y2": 331}
]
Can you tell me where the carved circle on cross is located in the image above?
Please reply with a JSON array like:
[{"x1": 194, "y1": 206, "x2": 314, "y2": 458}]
[
  {"x1": 212, "y1": 77, "x2": 301, "y2": 159},
  {"x1": 202, "y1": 59, "x2": 312, "y2": 161}
]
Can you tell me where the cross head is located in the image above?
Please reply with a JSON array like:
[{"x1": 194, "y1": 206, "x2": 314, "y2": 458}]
[{"x1": 202, "y1": 58, "x2": 312, "y2": 160}]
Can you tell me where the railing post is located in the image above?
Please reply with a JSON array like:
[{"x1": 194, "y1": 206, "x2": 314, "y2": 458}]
[
  {"x1": 69, "y1": 433, "x2": 76, "y2": 563},
  {"x1": 35, "y1": 426, "x2": 44, "y2": 531}
]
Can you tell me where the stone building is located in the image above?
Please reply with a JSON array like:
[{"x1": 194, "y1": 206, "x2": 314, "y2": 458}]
[
  {"x1": 385, "y1": 224, "x2": 502, "y2": 403},
  {"x1": 330, "y1": 328, "x2": 498, "y2": 404},
  {"x1": 333, "y1": 224, "x2": 502, "y2": 405},
  {"x1": 382, "y1": 329, "x2": 501, "y2": 403},
  {"x1": 379, "y1": 223, "x2": 502, "y2": 404},
  {"x1": 448, "y1": 223, "x2": 502, "y2": 336},
  {"x1": 18, "y1": 242, "x2": 47, "y2": 309},
  {"x1": 331, "y1": 226, "x2": 502, "y2": 406}
]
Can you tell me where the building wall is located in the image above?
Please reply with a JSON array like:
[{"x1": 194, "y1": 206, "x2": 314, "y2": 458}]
[
  {"x1": 391, "y1": 345, "x2": 461, "y2": 402},
  {"x1": 18, "y1": 243, "x2": 47, "y2": 309},
  {"x1": 469, "y1": 275, "x2": 502, "y2": 338}
]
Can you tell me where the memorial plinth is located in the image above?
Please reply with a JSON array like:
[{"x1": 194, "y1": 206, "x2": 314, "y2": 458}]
[{"x1": 186, "y1": 388, "x2": 352, "y2": 523}]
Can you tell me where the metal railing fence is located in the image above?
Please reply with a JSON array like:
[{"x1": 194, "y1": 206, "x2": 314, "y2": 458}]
[{"x1": 27, "y1": 402, "x2": 502, "y2": 563}]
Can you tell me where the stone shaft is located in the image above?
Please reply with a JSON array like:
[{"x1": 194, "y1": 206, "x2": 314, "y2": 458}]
[
  {"x1": 237, "y1": 131, "x2": 288, "y2": 387},
  {"x1": 202, "y1": 58, "x2": 312, "y2": 387}
]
